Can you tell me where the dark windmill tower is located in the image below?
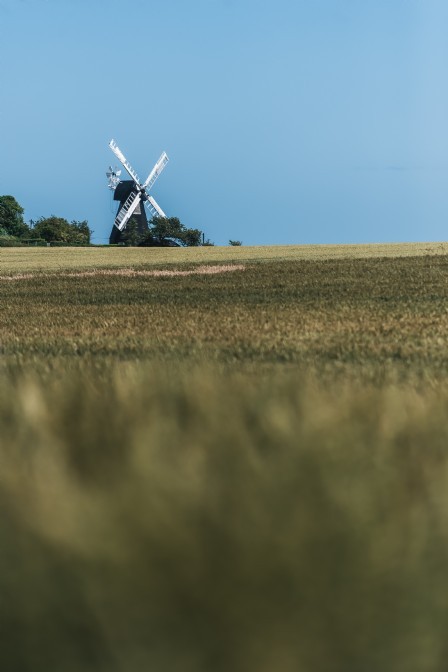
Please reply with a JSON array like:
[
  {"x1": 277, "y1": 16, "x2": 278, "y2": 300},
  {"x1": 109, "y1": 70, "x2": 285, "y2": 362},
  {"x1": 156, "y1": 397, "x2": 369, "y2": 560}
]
[{"x1": 106, "y1": 139, "x2": 169, "y2": 244}]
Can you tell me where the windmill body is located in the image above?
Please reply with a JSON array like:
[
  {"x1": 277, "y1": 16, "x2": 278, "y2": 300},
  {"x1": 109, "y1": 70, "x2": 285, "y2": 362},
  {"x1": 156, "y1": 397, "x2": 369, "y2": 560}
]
[
  {"x1": 106, "y1": 140, "x2": 169, "y2": 244},
  {"x1": 109, "y1": 180, "x2": 148, "y2": 244}
]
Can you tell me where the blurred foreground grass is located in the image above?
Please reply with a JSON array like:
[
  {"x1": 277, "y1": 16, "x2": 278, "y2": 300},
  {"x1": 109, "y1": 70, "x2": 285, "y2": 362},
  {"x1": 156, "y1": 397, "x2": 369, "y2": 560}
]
[
  {"x1": 3, "y1": 251, "x2": 448, "y2": 670},
  {"x1": 3, "y1": 365, "x2": 448, "y2": 672}
]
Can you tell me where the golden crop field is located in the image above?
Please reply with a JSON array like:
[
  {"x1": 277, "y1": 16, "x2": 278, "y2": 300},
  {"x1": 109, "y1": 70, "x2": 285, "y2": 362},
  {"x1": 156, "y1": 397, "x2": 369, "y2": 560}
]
[
  {"x1": 2, "y1": 244, "x2": 448, "y2": 671},
  {"x1": 2, "y1": 240, "x2": 448, "y2": 272}
]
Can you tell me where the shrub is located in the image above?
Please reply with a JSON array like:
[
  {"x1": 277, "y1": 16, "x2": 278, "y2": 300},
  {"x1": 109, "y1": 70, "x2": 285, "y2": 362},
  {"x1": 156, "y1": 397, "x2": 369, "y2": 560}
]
[{"x1": 0, "y1": 236, "x2": 23, "y2": 247}]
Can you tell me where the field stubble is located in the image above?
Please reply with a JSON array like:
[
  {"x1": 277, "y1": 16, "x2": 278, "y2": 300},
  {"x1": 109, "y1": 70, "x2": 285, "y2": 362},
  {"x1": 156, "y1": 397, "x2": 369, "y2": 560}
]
[
  {"x1": 2, "y1": 240, "x2": 448, "y2": 273},
  {"x1": 2, "y1": 246, "x2": 448, "y2": 671}
]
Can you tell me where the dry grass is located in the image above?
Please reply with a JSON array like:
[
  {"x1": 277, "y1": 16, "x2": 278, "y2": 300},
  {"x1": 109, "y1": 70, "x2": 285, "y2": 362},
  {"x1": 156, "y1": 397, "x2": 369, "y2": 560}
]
[
  {"x1": 0, "y1": 264, "x2": 246, "y2": 281},
  {"x1": 2, "y1": 254, "x2": 448, "y2": 380},
  {"x1": 1, "y1": 241, "x2": 448, "y2": 273},
  {"x1": 2, "y1": 367, "x2": 448, "y2": 672},
  {"x1": 2, "y1": 247, "x2": 448, "y2": 670}
]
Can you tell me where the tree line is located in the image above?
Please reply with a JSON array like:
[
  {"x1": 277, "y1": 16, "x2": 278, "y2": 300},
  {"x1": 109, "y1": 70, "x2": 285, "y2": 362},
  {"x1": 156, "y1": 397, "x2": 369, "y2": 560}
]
[
  {"x1": 121, "y1": 216, "x2": 203, "y2": 247},
  {"x1": 0, "y1": 195, "x2": 208, "y2": 247},
  {"x1": 0, "y1": 195, "x2": 92, "y2": 246}
]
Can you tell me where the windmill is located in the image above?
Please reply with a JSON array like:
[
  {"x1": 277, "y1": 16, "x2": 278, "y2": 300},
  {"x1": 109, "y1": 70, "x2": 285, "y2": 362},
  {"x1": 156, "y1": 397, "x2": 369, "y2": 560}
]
[{"x1": 107, "y1": 139, "x2": 169, "y2": 244}]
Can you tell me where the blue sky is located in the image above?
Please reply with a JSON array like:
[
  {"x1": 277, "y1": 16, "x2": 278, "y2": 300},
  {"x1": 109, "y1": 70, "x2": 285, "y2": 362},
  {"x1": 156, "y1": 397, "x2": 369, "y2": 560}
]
[{"x1": 0, "y1": 0, "x2": 447, "y2": 245}]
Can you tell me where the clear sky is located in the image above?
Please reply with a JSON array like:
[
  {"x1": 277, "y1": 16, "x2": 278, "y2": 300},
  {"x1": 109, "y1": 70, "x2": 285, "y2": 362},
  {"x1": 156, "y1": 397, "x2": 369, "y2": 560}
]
[{"x1": 0, "y1": 0, "x2": 447, "y2": 245}]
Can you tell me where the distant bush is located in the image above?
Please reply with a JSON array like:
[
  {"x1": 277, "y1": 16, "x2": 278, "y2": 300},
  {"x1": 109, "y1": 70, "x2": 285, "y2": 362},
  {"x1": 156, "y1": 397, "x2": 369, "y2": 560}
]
[
  {"x1": 21, "y1": 238, "x2": 48, "y2": 247},
  {"x1": 29, "y1": 216, "x2": 92, "y2": 244},
  {"x1": 229, "y1": 239, "x2": 242, "y2": 246},
  {"x1": 0, "y1": 195, "x2": 28, "y2": 238},
  {"x1": 0, "y1": 236, "x2": 23, "y2": 247},
  {"x1": 147, "y1": 216, "x2": 202, "y2": 247},
  {"x1": 48, "y1": 241, "x2": 91, "y2": 247}
]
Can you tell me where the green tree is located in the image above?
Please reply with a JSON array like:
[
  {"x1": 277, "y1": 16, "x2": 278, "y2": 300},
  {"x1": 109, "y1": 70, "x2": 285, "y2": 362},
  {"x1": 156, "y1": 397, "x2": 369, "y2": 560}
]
[
  {"x1": 149, "y1": 216, "x2": 202, "y2": 247},
  {"x1": 183, "y1": 227, "x2": 202, "y2": 247},
  {"x1": 229, "y1": 240, "x2": 242, "y2": 246},
  {"x1": 30, "y1": 217, "x2": 92, "y2": 244},
  {"x1": 31, "y1": 216, "x2": 71, "y2": 243},
  {"x1": 69, "y1": 220, "x2": 92, "y2": 245},
  {"x1": 121, "y1": 218, "x2": 143, "y2": 246},
  {"x1": 0, "y1": 195, "x2": 29, "y2": 238}
]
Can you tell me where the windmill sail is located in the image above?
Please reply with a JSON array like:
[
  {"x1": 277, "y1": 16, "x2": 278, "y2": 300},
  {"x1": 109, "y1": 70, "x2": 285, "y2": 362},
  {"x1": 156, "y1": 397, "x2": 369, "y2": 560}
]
[
  {"x1": 114, "y1": 191, "x2": 142, "y2": 231},
  {"x1": 109, "y1": 139, "x2": 141, "y2": 185},
  {"x1": 145, "y1": 195, "x2": 167, "y2": 218},
  {"x1": 142, "y1": 152, "x2": 169, "y2": 190},
  {"x1": 107, "y1": 139, "x2": 170, "y2": 243}
]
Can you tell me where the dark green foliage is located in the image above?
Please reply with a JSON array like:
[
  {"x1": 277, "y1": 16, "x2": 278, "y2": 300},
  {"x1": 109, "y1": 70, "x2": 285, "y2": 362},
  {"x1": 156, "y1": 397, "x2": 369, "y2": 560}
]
[
  {"x1": 70, "y1": 219, "x2": 92, "y2": 244},
  {"x1": 229, "y1": 239, "x2": 242, "y2": 246},
  {"x1": 20, "y1": 238, "x2": 48, "y2": 247},
  {"x1": 30, "y1": 216, "x2": 68, "y2": 242},
  {"x1": 30, "y1": 216, "x2": 92, "y2": 244},
  {"x1": 0, "y1": 194, "x2": 29, "y2": 238},
  {"x1": 120, "y1": 216, "x2": 201, "y2": 247},
  {"x1": 0, "y1": 237, "x2": 24, "y2": 247},
  {"x1": 149, "y1": 216, "x2": 202, "y2": 246},
  {"x1": 0, "y1": 196, "x2": 92, "y2": 245},
  {"x1": 120, "y1": 217, "x2": 141, "y2": 246}
]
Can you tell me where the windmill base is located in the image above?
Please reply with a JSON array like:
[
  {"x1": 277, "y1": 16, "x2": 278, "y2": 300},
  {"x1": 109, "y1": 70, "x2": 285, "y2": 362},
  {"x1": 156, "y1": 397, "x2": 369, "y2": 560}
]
[{"x1": 110, "y1": 181, "x2": 149, "y2": 244}]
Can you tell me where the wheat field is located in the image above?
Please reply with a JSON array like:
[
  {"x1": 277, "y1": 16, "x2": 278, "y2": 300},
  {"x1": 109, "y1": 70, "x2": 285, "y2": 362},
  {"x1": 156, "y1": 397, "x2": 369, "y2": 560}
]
[
  {"x1": 2, "y1": 244, "x2": 448, "y2": 671},
  {"x1": 2, "y1": 240, "x2": 448, "y2": 273}
]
